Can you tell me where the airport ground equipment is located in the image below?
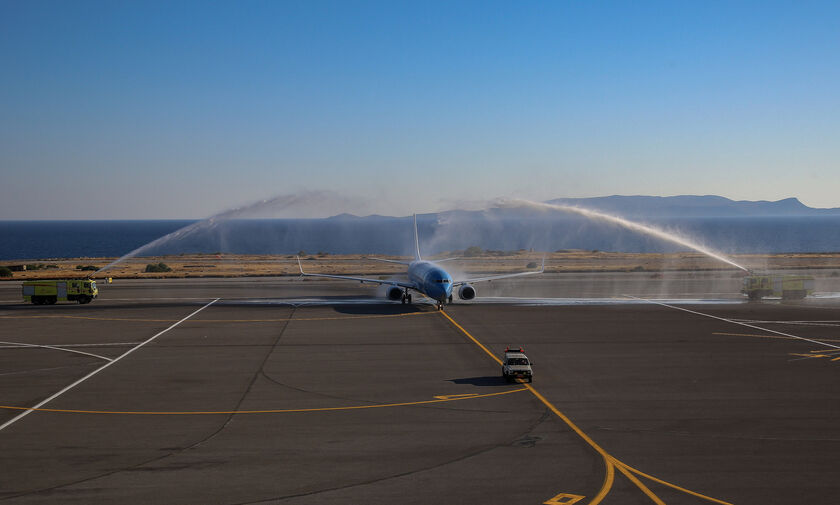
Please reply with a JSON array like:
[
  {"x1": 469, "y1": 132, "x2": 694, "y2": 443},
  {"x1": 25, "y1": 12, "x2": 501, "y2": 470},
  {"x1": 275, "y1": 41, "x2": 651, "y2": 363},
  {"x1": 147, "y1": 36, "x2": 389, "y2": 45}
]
[
  {"x1": 22, "y1": 279, "x2": 98, "y2": 305},
  {"x1": 741, "y1": 274, "x2": 814, "y2": 300},
  {"x1": 502, "y1": 347, "x2": 533, "y2": 383}
]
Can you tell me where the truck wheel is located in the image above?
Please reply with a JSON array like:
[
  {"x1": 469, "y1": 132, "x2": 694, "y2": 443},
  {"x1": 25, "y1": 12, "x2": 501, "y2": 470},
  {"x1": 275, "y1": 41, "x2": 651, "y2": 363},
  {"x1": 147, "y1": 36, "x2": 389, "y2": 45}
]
[
  {"x1": 528, "y1": 377, "x2": 533, "y2": 383},
  {"x1": 78, "y1": 296, "x2": 91, "y2": 304},
  {"x1": 48, "y1": 296, "x2": 57, "y2": 305}
]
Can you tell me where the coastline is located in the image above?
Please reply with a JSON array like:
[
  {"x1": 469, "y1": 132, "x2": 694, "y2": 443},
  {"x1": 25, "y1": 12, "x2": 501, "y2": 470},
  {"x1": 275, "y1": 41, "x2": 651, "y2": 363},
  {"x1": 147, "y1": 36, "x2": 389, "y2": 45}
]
[{"x1": 3, "y1": 251, "x2": 840, "y2": 280}]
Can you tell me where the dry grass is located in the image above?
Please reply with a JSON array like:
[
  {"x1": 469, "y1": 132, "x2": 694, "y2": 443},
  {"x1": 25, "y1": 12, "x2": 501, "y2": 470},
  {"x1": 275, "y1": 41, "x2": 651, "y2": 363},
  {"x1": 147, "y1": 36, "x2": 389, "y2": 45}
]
[{"x1": 4, "y1": 251, "x2": 840, "y2": 281}]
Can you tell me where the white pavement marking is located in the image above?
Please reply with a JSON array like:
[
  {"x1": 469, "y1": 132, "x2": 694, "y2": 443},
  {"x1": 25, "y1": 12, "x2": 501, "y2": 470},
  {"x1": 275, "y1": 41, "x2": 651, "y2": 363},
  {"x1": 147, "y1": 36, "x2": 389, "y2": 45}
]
[
  {"x1": 0, "y1": 341, "x2": 112, "y2": 361},
  {"x1": 0, "y1": 298, "x2": 219, "y2": 433},
  {"x1": 625, "y1": 295, "x2": 840, "y2": 350},
  {"x1": 729, "y1": 319, "x2": 840, "y2": 328},
  {"x1": 0, "y1": 342, "x2": 142, "y2": 349}
]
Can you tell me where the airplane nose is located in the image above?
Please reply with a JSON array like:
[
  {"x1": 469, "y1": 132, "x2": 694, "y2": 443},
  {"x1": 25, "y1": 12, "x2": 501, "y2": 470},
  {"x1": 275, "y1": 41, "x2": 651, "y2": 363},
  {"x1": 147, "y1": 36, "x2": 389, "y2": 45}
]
[{"x1": 429, "y1": 284, "x2": 448, "y2": 301}]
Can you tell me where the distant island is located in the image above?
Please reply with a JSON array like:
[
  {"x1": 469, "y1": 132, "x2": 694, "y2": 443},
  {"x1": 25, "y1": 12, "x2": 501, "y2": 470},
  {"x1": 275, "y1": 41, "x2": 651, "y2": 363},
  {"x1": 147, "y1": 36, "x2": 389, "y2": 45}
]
[
  {"x1": 543, "y1": 195, "x2": 840, "y2": 218},
  {"x1": 2, "y1": 195, "x2": 840, "y2": 260}
]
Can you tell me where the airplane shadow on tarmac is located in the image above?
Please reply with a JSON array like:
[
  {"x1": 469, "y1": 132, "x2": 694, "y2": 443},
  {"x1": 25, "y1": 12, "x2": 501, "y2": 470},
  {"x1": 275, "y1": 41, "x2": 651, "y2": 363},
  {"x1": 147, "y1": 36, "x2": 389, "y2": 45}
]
[
  {"x1": 330, "y1": 303, "x2": 426, "y2": 315},
  {"x1": 448, "y1": 376, "x2": 508, "y2": 387}
]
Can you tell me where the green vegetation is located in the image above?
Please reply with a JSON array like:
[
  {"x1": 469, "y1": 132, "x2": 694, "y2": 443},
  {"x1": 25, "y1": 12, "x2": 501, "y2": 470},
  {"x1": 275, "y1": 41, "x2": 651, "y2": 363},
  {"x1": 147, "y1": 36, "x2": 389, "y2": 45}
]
[
  {"x1": 25, "y1": 263, "x2": 59, "y2": 270},
  {"x1": 526, "y1": 262, "x2": 538, "y2": 269},
  {"x1": 76, "y1": 265, "x2": 99, "y2": 271},
  {"x1": 144, "y1": 262, "x2": 172, "y2": 273},
  {"x1": 0, "y1": 266, "x2": 13, "y2": 277},
  {"x1": 463, "y1": 246, "x2": 525, "y2": 257},
  {"x1": 463, "y1": 246, "x2": 483, "y2": 257},
  {"x1": 297, "y1": 250, "x2": 307, "y2": 256}
]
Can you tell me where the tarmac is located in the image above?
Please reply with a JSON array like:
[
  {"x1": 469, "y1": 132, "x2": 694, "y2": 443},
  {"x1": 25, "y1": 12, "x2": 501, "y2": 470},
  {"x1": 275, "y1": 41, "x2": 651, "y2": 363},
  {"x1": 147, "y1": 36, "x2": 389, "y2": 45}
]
[{"x1": 0, "y1": 275, "x2": 838, "y2": 504}]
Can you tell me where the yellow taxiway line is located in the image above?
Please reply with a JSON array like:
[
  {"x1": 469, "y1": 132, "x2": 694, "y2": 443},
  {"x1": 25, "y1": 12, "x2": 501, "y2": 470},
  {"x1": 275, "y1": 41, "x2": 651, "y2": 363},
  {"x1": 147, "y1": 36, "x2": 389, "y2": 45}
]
[
  {"x1": 0, "y1": 311, "x2": 435, "y2": 324},
  {"x1": 439, "y1": 310, "x2": 733, "y2": 505},
  {"x1": 0, "y1": 387, "x2": 526, "y2": 415},
  {"x1": 713, "y1": 331, "x2": 840, "y2": 343}
]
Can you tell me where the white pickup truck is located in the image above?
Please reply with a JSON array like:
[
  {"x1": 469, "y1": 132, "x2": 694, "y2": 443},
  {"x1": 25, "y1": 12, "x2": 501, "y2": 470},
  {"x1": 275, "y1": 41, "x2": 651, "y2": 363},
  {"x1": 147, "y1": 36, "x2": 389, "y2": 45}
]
[{"x1": 502, "y1": 347, "x2": 533, "y2": 383}]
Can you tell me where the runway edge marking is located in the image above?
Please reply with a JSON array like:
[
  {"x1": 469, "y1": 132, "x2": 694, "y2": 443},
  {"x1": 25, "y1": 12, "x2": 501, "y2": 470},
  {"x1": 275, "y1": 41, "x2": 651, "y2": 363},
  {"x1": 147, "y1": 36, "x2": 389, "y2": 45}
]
[
  {"x1": 625, "y1": 295, "x2": 840, "y2": 350},
  {"x1": 0, "y1": 340, "x2": 113, "y2": 362},
  {"x1": 0, "y1": 298, "x2": 219, "y2": 433},
  {"x1": 439, "y1": 310, "x2": 733, "y2": 505}
]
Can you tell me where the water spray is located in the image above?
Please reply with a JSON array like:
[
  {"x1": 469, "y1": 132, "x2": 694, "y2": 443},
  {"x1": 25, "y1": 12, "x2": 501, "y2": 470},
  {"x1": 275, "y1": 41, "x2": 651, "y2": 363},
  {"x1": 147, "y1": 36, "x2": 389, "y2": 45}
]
[
  {"x1": 492, "y1": 198, "x2": 750, "y2": 273},
  {"x1": 92, "y1": 191, "x2": 371, "y2": 277}
]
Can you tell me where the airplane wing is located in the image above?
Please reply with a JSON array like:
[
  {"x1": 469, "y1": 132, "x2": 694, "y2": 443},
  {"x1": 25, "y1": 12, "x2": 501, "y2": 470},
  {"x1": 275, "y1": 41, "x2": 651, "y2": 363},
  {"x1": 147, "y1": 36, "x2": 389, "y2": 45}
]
[
  {"x1": 365, "y1": 257, "x2": 412, "y2": 266},
  {"x1": 297, "y1": 257, "x2": 417, "y2": 290},
  {"x1": 366, "y1": 256, "x2": 460, "y2": 265},
  {"x1": 452, "y1": 256, "x2": 545, "y2": 286}
]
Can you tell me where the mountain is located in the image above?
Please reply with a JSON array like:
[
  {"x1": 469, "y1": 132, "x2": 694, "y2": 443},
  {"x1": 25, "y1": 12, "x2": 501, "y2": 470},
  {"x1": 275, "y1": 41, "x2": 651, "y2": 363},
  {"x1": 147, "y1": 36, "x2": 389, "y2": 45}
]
[{"x1": 544, "y1": 195, "x2": 840, "y2": 218}]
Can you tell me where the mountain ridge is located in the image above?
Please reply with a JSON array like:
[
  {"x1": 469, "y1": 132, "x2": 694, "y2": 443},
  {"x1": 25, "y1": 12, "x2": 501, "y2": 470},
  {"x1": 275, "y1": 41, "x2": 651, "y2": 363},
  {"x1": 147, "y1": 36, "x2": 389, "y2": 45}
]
[{"x1": 543, "y1": 195, "x2": 840, "y2": 218}]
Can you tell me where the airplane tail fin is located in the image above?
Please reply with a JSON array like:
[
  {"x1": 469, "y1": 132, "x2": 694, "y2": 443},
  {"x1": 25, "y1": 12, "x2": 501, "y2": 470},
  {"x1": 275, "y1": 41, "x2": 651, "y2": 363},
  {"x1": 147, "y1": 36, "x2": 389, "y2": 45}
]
[{"x1": 413, "y1": 214, "x2": 422, "y2": 261}]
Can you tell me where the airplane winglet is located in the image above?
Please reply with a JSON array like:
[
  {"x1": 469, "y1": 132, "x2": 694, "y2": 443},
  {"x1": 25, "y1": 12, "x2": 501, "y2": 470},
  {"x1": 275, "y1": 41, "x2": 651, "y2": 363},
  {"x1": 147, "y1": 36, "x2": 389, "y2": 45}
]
[{"x1": 413, "y1": 213, "x2": 422, "y2": 261}]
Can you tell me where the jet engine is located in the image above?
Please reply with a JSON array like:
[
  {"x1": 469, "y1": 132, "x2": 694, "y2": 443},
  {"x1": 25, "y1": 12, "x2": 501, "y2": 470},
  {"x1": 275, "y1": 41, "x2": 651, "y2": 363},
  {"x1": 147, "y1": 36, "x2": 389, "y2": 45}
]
[
  {"x1": 458, "y1": 284, "x2": 476, "y2": 300},
  {"x1": 386, "y1": 286, "x2": 404, "y2": 301}
]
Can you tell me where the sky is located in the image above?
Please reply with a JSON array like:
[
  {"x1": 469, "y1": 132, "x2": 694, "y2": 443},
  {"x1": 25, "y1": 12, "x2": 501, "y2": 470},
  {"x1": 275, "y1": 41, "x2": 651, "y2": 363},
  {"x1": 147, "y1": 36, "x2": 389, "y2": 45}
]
[{"x1": 2, "y1": 0, "x2": 839, "y2": 219}]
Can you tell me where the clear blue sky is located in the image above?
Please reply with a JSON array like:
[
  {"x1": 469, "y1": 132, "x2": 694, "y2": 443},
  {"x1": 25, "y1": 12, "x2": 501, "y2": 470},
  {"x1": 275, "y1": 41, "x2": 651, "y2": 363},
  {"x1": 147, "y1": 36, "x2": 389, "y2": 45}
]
[{"x1": 2, "y1": 0, "x2": 839, "y2": 218}]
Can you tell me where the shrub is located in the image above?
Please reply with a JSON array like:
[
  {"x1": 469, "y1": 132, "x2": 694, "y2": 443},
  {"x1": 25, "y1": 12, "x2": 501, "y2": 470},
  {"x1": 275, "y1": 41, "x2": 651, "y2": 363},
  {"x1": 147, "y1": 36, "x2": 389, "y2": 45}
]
[
  {"x1": 0, "y1": 266, "x2": 12, "y2": 277},
  {"x1": 144, "y1": 262, "x2": 172, "y2": 273},
  {"x1": 76, "y1": 265, "x2": 99, "y2": 271},
  {"x1": 297, "y1": 250, "x2": 307, "y2": 256},
  {"x1": 526, "y1": 262, "x2": 538, "y2": 269},
  {"x1": 463, "y1": 246, "x2": 483, "y2": 257}
]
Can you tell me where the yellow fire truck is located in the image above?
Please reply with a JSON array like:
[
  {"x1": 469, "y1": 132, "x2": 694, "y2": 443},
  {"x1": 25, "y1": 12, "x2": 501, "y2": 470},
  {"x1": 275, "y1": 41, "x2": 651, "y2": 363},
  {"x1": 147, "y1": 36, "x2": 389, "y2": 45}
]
[
  {"x1": 22, "y1": 279, "x2": 98, "y2": 305},
  {"x1": 741, "y1": 274, "x2": 814, "y2": 300}
]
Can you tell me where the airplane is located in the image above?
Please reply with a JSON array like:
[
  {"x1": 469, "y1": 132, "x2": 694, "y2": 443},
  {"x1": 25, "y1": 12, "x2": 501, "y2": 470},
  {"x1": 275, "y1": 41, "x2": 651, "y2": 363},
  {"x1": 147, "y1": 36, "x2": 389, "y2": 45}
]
[{"x1": 297, "y1": 214, "x2": 545, "y2": 309}]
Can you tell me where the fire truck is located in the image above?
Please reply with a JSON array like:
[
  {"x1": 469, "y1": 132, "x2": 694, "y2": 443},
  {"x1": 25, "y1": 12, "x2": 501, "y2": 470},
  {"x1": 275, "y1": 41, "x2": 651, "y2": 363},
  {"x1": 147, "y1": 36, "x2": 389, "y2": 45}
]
[
  {"x1": 22, "y1": 279, "x2": 98, "y2": 305},
  {"x1": 741, "y1": 274, "x2": 814, "y2": 300}
]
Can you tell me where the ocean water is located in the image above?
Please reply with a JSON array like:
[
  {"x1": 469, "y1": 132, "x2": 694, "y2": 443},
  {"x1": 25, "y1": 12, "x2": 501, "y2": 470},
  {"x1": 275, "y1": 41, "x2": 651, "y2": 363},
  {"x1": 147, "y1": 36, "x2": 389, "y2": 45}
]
[
  {"x1": 0, "y1": 220, "x2": 195, "y2": 260},
  {"x1": 1, "y1": 216, "x2": 839, "y2": 261}
]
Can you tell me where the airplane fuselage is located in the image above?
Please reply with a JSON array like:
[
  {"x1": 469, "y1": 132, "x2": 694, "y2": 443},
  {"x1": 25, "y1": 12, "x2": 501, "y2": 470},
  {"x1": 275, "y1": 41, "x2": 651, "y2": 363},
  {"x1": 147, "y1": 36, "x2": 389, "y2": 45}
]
[
  {"x1": 407, "y1": 261, "x2": 453, "y2": 303},
  {"x1": 297, "y1": 213, "x2": 542, "y2": 307}
]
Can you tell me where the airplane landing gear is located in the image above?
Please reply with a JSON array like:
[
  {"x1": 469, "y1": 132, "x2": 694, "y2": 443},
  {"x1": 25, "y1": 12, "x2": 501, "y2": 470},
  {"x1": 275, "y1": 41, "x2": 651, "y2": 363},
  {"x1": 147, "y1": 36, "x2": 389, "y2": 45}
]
[{"x1": 401, "y1": 291, "x2": 412, "y2": 304}]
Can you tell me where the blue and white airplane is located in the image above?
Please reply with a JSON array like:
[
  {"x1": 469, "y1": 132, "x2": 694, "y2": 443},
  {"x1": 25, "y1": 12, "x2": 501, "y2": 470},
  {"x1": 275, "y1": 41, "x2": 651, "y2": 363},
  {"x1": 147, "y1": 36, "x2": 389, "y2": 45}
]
[{"x1": 297, "y1": 214, "x2": 544, "y2": 309}]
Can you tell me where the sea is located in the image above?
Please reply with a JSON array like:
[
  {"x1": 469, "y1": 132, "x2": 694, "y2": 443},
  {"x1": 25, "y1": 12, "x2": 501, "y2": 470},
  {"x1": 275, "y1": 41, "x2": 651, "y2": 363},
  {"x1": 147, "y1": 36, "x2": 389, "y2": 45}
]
[{"x1": 2, "y1": 216, "x2": 840, "y2": 261}]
